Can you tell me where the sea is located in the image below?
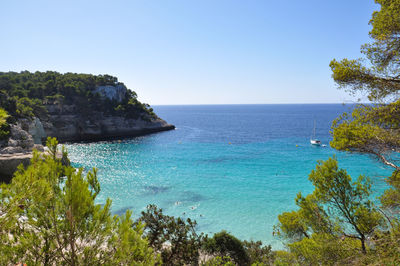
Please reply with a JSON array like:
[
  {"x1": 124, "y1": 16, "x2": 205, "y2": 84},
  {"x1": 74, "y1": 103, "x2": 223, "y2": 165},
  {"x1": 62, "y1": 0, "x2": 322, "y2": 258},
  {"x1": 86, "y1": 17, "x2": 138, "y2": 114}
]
[{"x1": 64, "y1": 104, "x2": 392, "y2": 249}]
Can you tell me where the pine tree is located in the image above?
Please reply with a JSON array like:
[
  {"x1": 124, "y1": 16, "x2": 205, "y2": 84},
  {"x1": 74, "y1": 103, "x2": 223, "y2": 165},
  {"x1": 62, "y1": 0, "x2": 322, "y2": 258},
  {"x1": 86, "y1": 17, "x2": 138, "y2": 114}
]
[{"x1": 0, "y1": 137, "x2": 160, "y2": 265}]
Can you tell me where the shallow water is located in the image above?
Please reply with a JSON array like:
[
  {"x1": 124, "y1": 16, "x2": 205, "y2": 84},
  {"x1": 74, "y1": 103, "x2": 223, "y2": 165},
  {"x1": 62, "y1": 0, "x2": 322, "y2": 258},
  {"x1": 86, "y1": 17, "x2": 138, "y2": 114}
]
[{"x1": 65, "y1": 104, "x2": 391, "y2": 249}]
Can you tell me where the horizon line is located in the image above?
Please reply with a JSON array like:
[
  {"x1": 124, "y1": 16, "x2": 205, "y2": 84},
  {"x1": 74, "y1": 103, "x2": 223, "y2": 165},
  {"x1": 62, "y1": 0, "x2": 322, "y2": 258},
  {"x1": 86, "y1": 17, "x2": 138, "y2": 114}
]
[{"x1": 151, "y1": 102, "x2": 367, "y2": 106}]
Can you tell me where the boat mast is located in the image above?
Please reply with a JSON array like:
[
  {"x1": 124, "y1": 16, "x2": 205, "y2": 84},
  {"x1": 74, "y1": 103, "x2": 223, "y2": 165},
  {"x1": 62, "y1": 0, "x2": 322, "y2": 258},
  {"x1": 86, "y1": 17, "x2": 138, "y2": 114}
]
[{"x1": 313, "y1": 120, "x2": 316, "y2": 139}]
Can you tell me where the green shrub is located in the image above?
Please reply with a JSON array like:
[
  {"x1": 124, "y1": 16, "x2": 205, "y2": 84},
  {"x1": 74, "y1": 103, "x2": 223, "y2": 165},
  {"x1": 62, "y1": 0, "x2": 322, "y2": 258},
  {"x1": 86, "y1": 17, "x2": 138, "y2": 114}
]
[
  {"x1": 288, "y1": 233, "x2": 360, "y2": 265},
  {"x1": 204, "y1": 231, "x2": 250, "y2": 265},
  {"x1": 0, "y1": 107, "x2": 10, "y2": 140},
  {"x1": 273, "y1": 250, "x2": 299, "y2": 266},
  {"x1": 242, "y1": 240, "x2": 274, "y2": 265},
  {"x1": 137, "y1": 204, "x2": 204, "y2": 265},
  {"x1": 203, "y1": 256, "x2": 235, "y2": 265}
]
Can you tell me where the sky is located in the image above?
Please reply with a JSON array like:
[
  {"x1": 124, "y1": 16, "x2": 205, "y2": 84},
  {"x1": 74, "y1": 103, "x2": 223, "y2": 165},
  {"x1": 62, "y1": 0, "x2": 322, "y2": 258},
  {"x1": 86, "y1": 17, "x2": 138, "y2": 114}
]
[{"x1": 1, "y1": 0, "x2": 378, "y2": 105}]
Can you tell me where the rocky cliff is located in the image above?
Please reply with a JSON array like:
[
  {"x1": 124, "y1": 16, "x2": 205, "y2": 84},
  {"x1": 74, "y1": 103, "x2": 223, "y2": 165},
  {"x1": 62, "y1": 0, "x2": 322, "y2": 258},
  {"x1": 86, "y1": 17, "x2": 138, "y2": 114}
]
[
  {"x1": 43, "y1": 113, "x2": 174, "y2": 142},
  {"x1": 0, "y1": 119, "x2": 46, "y2": 182},
  {"x1": 41, "y1": 83, "x2": 174, "y2": 142},
  {"x1": 0, "y1": 80, "x2": 174, "y2": 182}
]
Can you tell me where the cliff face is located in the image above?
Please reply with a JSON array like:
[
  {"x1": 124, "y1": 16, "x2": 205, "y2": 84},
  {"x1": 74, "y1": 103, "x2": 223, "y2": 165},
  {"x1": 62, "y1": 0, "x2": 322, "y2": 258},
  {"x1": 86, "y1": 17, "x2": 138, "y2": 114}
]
[
  {"x1": 94, "y1": 84, "x2": 127, "y2": 102},
  {"x1": 40, "y1": 84, "x2": 174, "y2": 142},
  {"x1": 43, "y1": 107, "x2": 174, "y2": 142},
  {"x1": 0, "y1": 119, "x2": 46, "y2": 182}
]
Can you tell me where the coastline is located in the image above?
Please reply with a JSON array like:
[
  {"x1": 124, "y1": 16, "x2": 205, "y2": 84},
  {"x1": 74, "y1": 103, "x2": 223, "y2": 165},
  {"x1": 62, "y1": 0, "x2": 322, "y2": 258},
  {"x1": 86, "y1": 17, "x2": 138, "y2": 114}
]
[{"x1": 54, "y1": 124, "x2": 175, "y2": 143}]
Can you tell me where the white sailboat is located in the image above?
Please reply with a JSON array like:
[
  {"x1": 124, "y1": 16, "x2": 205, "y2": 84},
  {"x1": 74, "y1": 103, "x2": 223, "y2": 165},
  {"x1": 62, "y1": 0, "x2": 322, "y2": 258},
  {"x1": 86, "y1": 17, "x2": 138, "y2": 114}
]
[{"x1": 310, "y1": 120, "x2": 321, "y2": 146}]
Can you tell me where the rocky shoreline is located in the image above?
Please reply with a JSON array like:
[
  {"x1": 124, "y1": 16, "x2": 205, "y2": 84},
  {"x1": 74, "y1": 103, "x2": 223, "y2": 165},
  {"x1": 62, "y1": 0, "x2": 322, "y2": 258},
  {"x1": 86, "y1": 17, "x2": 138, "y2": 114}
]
[
  {"x1": 42, "y1": 112, "x2": 175, "y2": 143},
  {"x1": 57, "y1": 124, "x2": 176, "y2": 143}
]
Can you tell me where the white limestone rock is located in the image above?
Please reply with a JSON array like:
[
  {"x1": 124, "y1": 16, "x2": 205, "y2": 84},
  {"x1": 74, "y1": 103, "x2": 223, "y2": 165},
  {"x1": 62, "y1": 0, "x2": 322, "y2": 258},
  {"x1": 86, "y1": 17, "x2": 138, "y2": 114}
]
[
  {"x1": 94, "y1": 84, "x2": 127, "y2": 102},
  {"x1": 28, "y1": 117, "x2": 47, "y2": 144}
]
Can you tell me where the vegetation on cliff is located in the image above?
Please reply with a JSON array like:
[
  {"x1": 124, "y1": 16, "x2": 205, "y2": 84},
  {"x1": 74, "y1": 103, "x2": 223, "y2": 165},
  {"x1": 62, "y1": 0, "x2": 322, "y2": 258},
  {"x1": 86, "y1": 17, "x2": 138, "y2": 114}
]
[
  {"x1": 0, "y1": 108, "x2": 10, "y2": 140},
  {"x1": 0, "y1": 71, "x2": 156, "y2": 124}
]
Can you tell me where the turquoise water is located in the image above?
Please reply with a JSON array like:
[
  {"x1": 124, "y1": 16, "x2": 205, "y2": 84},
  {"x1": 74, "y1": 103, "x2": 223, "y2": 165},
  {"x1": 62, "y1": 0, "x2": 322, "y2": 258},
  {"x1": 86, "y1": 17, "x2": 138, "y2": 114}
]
[{"x1": 65, "y1": 104, "x2": 391, "y2": 249}]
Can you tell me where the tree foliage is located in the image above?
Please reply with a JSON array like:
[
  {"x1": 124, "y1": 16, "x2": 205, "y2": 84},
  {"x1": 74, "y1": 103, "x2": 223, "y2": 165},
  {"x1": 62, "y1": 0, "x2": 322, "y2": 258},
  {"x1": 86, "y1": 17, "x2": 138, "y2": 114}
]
[
  {"x1": 0, "y1": 71, "x2": 156, "y2": 122},
  {"x1": 330, "y1": 0, "x2": 400, "y2": 169},
  {"x1": 203, "y1": 256, "x2": 235, "y2": 266},
  {"x1": 288, "y1": 233, "x2": 360, "y2": 266},
  {"x1": 242, "y1": 240, "x2": 274, "y2": 265},
  {"x1": 330, "y1": 0, "x2": 400, "y2": 102},
  {"x1": 329, "y1": 2, "x2": 400, "y2": 263},
  {"x1": 275, "y1": 157, "x2": 383, "y2": 262},
  {"x1": 0, "y1": 107, "x2": 10, "y2": 140},
  {"x1": 274, "y1": 1, "x2": 400, "y2": 264},
  {"x1": 137, "y1": 204, "x2": 204, "y2": 265},
  {"x1": 204, "y1": 231, "x2": 250, "y2": 265},
  {"x1": 331, "y1": 102, "x2": 400, "y2": 170},
  {"x1": 137, "y1": 206, "x2": 274, "y2": 265},
  {"x1": 0, "y1": 137, "x2": 160, "y2": 265}
]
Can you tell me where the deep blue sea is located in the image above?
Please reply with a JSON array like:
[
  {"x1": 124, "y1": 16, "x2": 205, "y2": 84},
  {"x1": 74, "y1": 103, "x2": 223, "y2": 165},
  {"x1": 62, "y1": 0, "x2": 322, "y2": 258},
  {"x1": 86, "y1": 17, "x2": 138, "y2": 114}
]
[{"x1": 65, "y1": 104, "x2": 391, "y2": 249}]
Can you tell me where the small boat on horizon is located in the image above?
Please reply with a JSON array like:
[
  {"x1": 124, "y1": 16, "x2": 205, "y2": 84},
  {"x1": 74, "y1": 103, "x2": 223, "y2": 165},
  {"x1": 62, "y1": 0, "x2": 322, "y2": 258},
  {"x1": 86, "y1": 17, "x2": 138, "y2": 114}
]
[
  {"x1": 310, "y1": 139, "x2": 321, "y2": 145},
  {"x1": 310, "y1": 120, "x2": 321, "y2": 146}
]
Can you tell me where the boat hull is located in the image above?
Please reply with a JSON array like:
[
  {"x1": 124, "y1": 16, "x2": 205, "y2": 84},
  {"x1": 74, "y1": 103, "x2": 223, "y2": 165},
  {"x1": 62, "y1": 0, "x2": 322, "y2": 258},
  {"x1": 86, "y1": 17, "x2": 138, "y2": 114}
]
[{"x1": 310, "y1": 139, "x2": 321, "y2": 146}]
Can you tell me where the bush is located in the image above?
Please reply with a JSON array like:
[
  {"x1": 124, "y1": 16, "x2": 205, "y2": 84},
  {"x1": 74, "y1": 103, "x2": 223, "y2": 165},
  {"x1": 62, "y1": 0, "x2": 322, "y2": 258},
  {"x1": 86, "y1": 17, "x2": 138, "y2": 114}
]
[
  {"x1": 288, "y1": 233, "x2": 360, "y2": 265},
  {"x1": 203, "y1": 256, "x2": 235, "y2": 266},
  {"x1": 242, "y1": 240, "x2": 274, "y2": 265},
  {"x1": 137, "y1": 204, "x2": 204, "y2": 265},
  {"x1": 273, "y1": 250, "x2": 299, "y2": 266},
  {"x1": 204, "y1": 231, "x2": 250, "y2": 265}
]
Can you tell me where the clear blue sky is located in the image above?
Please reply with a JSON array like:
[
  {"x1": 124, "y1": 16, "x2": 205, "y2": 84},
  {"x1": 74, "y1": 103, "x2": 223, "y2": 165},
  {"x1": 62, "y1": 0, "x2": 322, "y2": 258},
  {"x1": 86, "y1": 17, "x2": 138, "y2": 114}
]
[{"x1": 1, "y1": 0, "x2": 377, "y2": 105}]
